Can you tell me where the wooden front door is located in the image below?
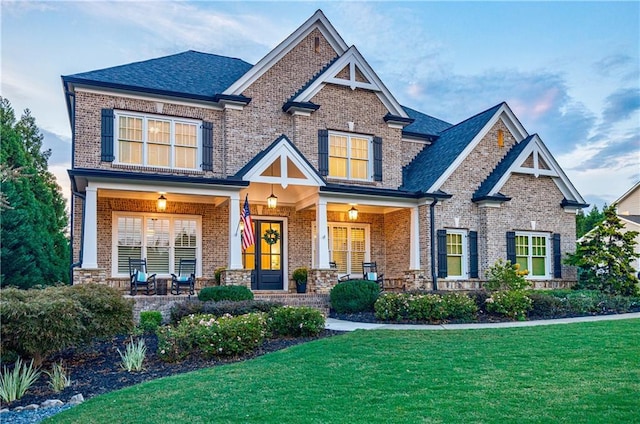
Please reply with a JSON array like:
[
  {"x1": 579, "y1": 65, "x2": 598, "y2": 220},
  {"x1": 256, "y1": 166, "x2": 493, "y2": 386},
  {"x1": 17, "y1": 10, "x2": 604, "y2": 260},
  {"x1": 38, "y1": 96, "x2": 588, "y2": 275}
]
[{"x1": 245, "y1": 220, "x2": 283, "y2": 290}]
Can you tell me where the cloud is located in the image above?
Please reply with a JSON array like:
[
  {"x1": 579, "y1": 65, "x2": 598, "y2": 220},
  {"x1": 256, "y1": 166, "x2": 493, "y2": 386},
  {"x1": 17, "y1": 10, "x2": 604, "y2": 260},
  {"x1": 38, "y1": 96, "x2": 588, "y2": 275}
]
[
  {"x1": 593, "y1": 54, "x2": 639, "y2": 82},
  {"x1": 602, "y1": 88, "x2": 640, "y2": 123},
  {"x1": 41, "y1": 129, "x2": 72, "y2": 167}
]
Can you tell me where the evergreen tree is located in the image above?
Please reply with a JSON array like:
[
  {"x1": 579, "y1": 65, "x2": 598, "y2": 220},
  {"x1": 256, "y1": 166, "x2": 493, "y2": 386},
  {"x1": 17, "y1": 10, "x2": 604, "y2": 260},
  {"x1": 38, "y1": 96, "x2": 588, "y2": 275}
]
[
  {"x1": 0, "y1": 97, "x2": 70, "y2": 288},
  {"x1": 566, "y1": 204, "x2": 639, "y2": 296},
  {"x1": 576, "y1": 205, "x2": 605, "y2": 239}
]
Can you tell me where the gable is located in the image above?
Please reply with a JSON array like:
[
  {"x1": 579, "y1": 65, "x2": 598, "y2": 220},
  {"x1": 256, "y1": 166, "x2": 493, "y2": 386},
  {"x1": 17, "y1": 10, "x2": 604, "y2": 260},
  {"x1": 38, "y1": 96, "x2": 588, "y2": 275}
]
[
  {"x1": 235, "y1": 134, "x2": 325, "y2": 188},
  {"x1": 615, "y1": 182, "x2": 640, "y2": 215},
  {"x1": 224, "y1": 10, "x2": 348, "y2": 97}
]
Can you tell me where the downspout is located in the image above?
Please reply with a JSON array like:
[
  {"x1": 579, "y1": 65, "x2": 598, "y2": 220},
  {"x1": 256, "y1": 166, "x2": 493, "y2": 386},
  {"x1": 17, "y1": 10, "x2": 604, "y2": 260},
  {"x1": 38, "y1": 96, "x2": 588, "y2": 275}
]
[
  {"x1": 430, "y1": 198, "x2": 438, "y2": 291},
  {"x1": 67, "y1": 87, "x2": 79, "y2": 284}
]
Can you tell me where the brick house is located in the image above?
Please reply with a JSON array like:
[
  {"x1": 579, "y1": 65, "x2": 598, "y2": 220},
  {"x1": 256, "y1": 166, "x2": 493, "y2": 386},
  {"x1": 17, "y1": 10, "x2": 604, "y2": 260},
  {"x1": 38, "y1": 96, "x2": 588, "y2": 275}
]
[{"x1": 63, "y1": 10, "x2": 587, "y2": 294}]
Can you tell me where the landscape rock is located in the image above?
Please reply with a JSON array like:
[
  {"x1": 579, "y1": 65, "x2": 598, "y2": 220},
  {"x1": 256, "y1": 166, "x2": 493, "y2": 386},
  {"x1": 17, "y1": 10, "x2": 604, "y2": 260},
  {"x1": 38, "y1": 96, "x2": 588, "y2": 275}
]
[
  {"x1": 69, "y1": 393, "x2": 85, "y2": 405},
  {"x1": 23, "y1": 404, "x2": 39, "y2": 410},
  {"x1": 0, "y1": 408, "x2": 9, "y2": 414},
  {"x1": 41, "y1": 399, "x2": 64, "y2": 408}
]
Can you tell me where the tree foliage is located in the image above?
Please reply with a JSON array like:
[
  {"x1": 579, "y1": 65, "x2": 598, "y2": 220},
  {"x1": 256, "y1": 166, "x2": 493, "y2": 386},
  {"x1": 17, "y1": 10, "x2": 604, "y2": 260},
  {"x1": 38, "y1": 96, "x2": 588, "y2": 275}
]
[
  {"x1": 576, "y1": 205, "x2": 605, "y2": 239},
  {"x1": 0, "y1": 97, "x2": 69, "y2": 288},
  {"x1": 565, "y1": 204, "x2": 639, "y2": 296}
]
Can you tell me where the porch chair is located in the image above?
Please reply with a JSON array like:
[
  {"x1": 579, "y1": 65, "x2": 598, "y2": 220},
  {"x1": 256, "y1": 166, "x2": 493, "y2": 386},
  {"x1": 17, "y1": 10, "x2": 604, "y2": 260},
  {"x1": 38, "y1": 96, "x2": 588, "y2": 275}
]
[
  {"x1": 330, "y1": 261, "x2": 351, "y2": 282},
  {"x1": 171, "y1": 258, "x2": 196, "y2": 295},
  {"x1": 362, "y1": 262, "x2": 384, "y2": 290},
  {"x1": 128, "y1": 258, "x2": 157, "y2": 296}
]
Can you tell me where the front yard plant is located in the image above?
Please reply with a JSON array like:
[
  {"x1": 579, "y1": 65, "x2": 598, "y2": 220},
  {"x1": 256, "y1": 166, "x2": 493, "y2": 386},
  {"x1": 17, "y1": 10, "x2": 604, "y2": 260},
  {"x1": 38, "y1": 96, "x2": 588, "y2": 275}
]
[
  {"x1": 374, "y1": 292, "x2": 478, "y2": 323},
  {"x1": 197, "y1": 285, "x2": 254, "y2": 302},
  {"x1": 45, "y1": 361, "x2": 72, "y2": 393},
  {"x1": 117, "y1": 337, "x2": 147, "y2": 372},
  {"x1": 267, "y1": 306, "x2": 325, "y2": 337},
  {"x1": 0, "y1": 358, "x2": 41, "y2": 403},
  {"x1": 330, "y1": 280, "x2": 380, "y2": 313}
]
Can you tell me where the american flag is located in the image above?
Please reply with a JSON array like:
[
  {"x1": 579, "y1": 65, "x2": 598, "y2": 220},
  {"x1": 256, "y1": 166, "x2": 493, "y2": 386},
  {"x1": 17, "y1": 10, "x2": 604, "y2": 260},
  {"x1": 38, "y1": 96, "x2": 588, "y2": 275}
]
[{"x1": 241, "y1": 195, "x2": 255, "y2": 250}]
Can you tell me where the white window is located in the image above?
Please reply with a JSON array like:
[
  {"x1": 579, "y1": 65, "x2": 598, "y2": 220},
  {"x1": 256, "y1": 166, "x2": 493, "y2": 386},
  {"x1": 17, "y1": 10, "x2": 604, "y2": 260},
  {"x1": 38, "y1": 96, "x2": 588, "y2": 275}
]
[
  {"x1": 329, "y1": 132, "x2": 372, "y2": 180},
  {"x1": 446, "y1": 230, "x2": 467, "y2": 279},
  {"x1": 113, "y1": 212, "x2": 201, "y2": 277},
  {"x1": 312, "y1": 222, "x2": 370, "y2": 275},
  {"x1": 515, "y1": 232, "x2": 550, "y2": 278},
  {"x1": 115, "y1": 111, "x2": 200, "y2": 170}
]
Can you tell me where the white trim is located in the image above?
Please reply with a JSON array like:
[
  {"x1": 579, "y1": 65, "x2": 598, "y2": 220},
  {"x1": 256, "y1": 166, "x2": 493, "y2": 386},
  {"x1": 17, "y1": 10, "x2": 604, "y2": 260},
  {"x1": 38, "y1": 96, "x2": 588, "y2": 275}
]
[
  {"x1": 240, "y1": 135, "x2": 325, "y2": 188},
  {"x1": 428, "y1": 104, "x2": 528, "y2": 193},
  {"x1": 74, "y1": 87, "x2": 223, "y2": 111},
  {"x1": 409, "y1": 207, "x2": 420, "y2": 270},
  {"x1": 445, "y1": 229, "x2": 468, "y2": 279},
  {"x1": 515, "y1": 231, "x2": 551, "y2": 280},
  {"x1": 291, "y1": 46, "x2": 408, "y2": 118},
  {"x1": 224, "y1": 10, "x2": 348, "y2": 96},
  {"x1": 614, "y1": 182, "x2": 640, "y2": 205},
  {"x1": 113, "y1": 110, "x2": 202, "y2": 171},
  {"x1": 111, "y1": 211, "x2": 202, "y2": 278},
  {"x1": 83, "y1": 187, "x2": 99, "y2": 269}
]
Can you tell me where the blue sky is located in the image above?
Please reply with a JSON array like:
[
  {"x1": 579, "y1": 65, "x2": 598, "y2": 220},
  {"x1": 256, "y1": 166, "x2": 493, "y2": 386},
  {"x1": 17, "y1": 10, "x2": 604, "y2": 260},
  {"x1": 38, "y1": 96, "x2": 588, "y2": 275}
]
[{"x1": 2, "y1": 1, "x2": 638, "y2": 208}]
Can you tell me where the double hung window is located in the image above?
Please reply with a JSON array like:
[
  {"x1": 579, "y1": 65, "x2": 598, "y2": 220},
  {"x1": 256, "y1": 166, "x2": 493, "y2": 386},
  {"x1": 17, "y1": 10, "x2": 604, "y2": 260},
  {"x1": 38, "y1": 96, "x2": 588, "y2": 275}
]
[
  {"x1": 114, "y1": 213, "x2": 200, "y2": 276},
  {"x1": 312, "y1": 223, "x2": 369, "y2": 275},
  {"x1": 446, "y1": 231, "x2": 466, "y2": 278},
  {"x1": 515, "y1": 232, "x2": 549, "y2": 278},
  {"x1": 115, "y1": 111, "x2": 200, "y2": 170},
  {"x1": 329, "y1": 132, "x2": 371, "y2": 180}
]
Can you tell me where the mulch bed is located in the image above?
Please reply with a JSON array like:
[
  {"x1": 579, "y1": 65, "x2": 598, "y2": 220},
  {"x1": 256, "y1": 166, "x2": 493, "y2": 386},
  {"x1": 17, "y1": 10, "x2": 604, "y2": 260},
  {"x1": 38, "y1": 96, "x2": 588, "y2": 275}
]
[{"x1": 4, "y1": 330, "x2": 344, "y2": 410}]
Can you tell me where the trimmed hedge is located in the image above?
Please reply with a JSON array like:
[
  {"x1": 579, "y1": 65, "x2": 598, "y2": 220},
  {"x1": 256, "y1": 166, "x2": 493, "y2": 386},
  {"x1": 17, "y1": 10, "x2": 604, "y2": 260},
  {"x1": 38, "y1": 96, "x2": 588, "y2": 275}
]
[
  {"x1": 330, "y1": 280, "x2": 380, "y2": 314},
  {"x1": 267, "y1": 306, "x2": 325, "y2": 338},
  {"x1": 170, "y1": 299, "x2": 282, "y2": 325},
  {"x1": 198, "y1": 285, "x2": 254, "y2": 302},
  {"x1": 374, "y1": 292, "x2": 477, "y2": 323}
]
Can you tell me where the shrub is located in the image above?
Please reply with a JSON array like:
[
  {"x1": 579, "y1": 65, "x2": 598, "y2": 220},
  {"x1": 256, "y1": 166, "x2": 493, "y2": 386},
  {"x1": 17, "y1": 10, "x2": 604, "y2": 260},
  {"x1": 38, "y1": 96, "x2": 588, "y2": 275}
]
[
  {"x1": 169, "y1": 300, "x2": 204, "y2": 325},
  {"x1": 1, "y1": 285, "x2": 134, "y2": 366},
  {"x1": 156, "y1": 325, "x2": 193, "y2": 363},
  {"x1": 198, "y1": 285, "x2": 254, "y2": 302},
  {"x1": 564, "y1": 291, "x2": 599, "y2": 314},
  {"x1": 442, "y1": 292, "x2": 479, "y2": 321},
  {"x1": 330, "y1": 280, "x2": 380, "y2": 314},
  {"x1": 267, "y1": 306, "x2": 325, "y2": 337},
  {"x1": 484, "y1": 259, "x2": 531, "y2": 291},
  {"x1": 467, "y1": 290, "x2": 491, "y2": 313},
  {"x1": 407, "y1": 294, "x2": 446, "y2": 322},
  {"x1": 117, "y1": 337, "x2": 147, "y2": 372},
  {"x1": 139, "y1": 311, "x2": 163, "y2": 333},
  {"x1": 374, "y1": 293, "x2": 410, "y2": 321},
  {"x1": 44, "y1": 361, "x2": 71, "y2": 393},
  {"x1": 186, "y1": 313, "x2": 267, "y2": 357},
  {"x1": 486, "y1": 290, "x2": 533, "y2": 320},
  {"x1": 529, "y1": 292, "x2": 567, "y2": 318},
  {"x1": 214, "y1": 267, "x2": 226, "y2": 285},
  {"x1": 0, "y1": 358, "x2": 41, "y2": 403},
  {"x1": 292, "y1": 267, "x2": 308, "y2": 284}
]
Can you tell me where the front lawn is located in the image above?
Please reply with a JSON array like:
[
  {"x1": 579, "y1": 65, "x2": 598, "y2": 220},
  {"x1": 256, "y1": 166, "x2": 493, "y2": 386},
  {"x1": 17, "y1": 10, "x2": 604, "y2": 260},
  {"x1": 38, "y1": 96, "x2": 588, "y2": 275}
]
[{"x1": 48, "y1": 318, "x2": 639, "y2": 423}]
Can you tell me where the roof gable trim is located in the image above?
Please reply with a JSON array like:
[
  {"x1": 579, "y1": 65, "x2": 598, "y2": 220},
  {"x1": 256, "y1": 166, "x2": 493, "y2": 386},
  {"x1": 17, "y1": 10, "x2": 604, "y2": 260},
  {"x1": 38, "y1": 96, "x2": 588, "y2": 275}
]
[{"x1": 223, "y1": 10, "x2": 348, "y2": 96}]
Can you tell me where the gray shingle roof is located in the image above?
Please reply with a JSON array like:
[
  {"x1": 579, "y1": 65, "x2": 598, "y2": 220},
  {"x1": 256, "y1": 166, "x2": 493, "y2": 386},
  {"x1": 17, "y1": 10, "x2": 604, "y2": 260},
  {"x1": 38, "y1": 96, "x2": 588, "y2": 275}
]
[
  {"x1": 401, "y1": 103, "x2": 504, "y2": 193},
  {"x1": 63, "y1": 50, "x2": 253, "y2": 99},
  {"x1": 402, "y1": 106, "x2": 452, "y2": 136},
  {"x1": 473, "y1": 135, "x2": 534, "y2": 201}
]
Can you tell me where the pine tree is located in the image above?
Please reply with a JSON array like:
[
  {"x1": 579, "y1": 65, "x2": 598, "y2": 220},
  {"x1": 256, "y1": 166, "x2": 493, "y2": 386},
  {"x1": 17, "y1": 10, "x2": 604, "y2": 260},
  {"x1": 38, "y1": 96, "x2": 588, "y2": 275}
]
[
  {"x1": 576, "y1": 205, "x2": 605, "y2": 238},
  {"x1": 0, "y1": 97, "x2": 70, "y2": 288},
  {"x1": 566, "y1": 204, "x2": 639, "y2": 296}
]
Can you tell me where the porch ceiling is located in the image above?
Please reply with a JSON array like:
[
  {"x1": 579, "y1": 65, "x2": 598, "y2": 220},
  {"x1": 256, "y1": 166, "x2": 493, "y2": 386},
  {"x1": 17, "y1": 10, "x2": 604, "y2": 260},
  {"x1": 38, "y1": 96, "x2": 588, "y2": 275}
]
[{"x1": 98, "y1": 189, "x2": 221, "y2": 205}]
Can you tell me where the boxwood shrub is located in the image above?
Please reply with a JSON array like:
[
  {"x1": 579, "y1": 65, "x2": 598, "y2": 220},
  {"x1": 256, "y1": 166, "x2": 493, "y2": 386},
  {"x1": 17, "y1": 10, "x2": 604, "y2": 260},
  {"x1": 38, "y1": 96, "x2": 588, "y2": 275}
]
[
  {"x1": 198, "y1": 285, "x2": 254, "y2": 302},
  {"x1": 330, "y1": 280, "x2": 380, "y2": 314},
  {"x1": 139, "y1": 311, "x2": 163, "y2": 333},
  {"x1": 267, "y1": 306, "x2": 325, "y2": 337},
  {"x1": 170, "y1": 299, "x2": 282, "y2": 325},
  {"x1": 374, "y1": 292, "x2": 477, "y2": 323}
]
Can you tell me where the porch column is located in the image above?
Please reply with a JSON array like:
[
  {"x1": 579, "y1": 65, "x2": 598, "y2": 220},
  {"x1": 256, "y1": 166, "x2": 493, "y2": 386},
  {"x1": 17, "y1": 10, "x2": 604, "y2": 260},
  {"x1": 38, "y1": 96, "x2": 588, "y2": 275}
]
[
  {"x1": 82, "y1": 186, "x2": 98, "y2": 269},
  {"x1": 316, "y1": 198, "x2": 330, "y2": 269},
  {"x1": 228, "y1": 193, "x2": 243, "y2": 269},
  {"x1": 410, "y1": 206, "x2": 420, "y2": 270}
]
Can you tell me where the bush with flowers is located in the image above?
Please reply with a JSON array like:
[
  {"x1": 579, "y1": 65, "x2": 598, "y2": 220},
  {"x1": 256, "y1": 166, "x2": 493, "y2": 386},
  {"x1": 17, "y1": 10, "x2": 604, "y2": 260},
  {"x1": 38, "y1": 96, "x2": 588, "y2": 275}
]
[
  {"x1": 374, "y1": 293, "x2": 411, "y2": 321},
  {"x1": 374, "y1": 292, "x2": 478, "y2": 323},
  {"x1": 267, "y1": 306, "x2": 325, "y2": 338},
  {"x1": 485, "y1": 290, "x2": 533, "y2": 320},
  {"x1": 484, "y1": 259, "x2": 530, "y2": 291}
]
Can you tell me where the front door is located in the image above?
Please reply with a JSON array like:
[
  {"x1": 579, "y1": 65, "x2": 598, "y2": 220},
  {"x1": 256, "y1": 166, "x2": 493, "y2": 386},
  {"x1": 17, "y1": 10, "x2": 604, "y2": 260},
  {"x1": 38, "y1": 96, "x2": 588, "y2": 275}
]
[{"x1": 244, "y1": 220, "x2": 283, "y2": 290}]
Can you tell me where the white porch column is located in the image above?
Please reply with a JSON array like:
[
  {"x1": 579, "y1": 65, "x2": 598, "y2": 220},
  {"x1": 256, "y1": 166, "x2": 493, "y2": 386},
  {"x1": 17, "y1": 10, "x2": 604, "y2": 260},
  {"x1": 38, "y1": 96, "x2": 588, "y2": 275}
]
[
  {"x1": 316, "y1": 198, "x2": 330, "y2": 269},
  {"x1": 410, "y1": 206, "x2": 420, "y2": 270},
  {"x1": 228, "y1": 193, "x2": 243, "y2": 269},
  {"x1": 82, "y1": 186, "x2": 98, "y2": 269}
]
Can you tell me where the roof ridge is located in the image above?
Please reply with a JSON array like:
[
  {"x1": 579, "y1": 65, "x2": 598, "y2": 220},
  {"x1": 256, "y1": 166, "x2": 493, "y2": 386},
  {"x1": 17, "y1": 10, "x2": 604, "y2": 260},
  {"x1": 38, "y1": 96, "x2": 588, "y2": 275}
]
[
  {"x1": 439, "y1": 102, "x2": 504, "y2": 134},
  {"x1": 288, "y1": 55, "x2": 341, "y2": 102}
]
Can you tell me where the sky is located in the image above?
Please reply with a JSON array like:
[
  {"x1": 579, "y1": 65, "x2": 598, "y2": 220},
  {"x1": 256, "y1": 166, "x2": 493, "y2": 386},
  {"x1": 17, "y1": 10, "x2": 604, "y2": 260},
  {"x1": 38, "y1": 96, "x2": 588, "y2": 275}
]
[{"x1": 2, "y1": 1, "x2": 639, "y2": 209}]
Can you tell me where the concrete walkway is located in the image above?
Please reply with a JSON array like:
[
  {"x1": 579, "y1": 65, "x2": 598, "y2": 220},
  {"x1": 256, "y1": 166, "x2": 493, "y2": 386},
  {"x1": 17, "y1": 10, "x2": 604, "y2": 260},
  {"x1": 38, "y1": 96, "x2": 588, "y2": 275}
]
[{"x1": 325, "y1": 312, "x2": 640, "y2": 331}]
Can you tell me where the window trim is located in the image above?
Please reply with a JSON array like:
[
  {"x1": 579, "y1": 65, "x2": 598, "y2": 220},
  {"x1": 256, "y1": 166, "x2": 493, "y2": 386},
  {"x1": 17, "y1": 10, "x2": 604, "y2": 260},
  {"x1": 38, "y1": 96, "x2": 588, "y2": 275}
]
[
  {"x1": 113, "y1": 110, "x2": 202, "y2": 170},
  {"x1": 111, "y1": 211, "x2": 202, "y2": 278},
  {"x1": 328, "y1": 130, "x2": 373, "y2": 181},
  {"x1": 312, "y1": 222, "x2": 371, "y2": 276},
  {"x1": 445, "y1": 229, "x2": 468, "y2": 280},
  {"x1": 515, "y1": 231, "x2": 551, "y2": 279}
]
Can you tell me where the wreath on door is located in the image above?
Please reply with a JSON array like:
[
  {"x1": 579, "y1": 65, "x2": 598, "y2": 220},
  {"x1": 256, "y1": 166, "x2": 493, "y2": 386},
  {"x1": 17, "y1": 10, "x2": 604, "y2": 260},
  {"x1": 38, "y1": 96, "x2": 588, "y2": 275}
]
[{"x1": 262, "y1": 228, "x2": 280, "y2": 245}]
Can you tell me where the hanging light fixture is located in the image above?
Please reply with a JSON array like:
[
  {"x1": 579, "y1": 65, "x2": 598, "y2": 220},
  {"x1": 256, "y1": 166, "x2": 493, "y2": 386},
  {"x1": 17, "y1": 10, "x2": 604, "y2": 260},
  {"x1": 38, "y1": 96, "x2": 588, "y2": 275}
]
[
  {"x1": 157, "y1": 194, "x2": 167, "y2": 211},
  {"x1": 348, "y1": 206, "x2": 358, "y2": 220},
  {"x1": 267, "y1": 185, "x2": 278, "y2": 209}
]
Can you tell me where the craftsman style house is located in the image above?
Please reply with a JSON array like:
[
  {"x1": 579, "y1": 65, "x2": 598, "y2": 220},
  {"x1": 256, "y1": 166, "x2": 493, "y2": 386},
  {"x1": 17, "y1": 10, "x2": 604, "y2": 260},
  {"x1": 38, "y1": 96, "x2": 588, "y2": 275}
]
[{"x1": 63, "y1": 10, "x2": 587, "y2": 293}]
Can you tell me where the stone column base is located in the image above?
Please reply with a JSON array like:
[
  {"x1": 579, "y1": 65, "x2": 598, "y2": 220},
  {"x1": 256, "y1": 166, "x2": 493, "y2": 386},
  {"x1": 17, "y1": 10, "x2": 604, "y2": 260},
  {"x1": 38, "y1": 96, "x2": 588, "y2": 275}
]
[
  {"x1": 309, "y1": 268, "x2": 339, "y2": 294},
  {"x1": 73, "y1": 268, "x2": 107, "y2": 285},
  {"x1": 403, "y1": 270, "x2": 432, "y2": 291},
  {"x1": 221, "y1": 269, "x2": 252, "y2": 288}
]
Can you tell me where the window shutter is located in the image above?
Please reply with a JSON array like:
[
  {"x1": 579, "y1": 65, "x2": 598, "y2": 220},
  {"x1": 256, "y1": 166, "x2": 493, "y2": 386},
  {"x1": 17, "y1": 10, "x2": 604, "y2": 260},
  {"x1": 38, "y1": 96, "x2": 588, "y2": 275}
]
[
  {"x1": 437, "y1": 229, "x2": 447, "y2": 278},
  {"x1": 373, "y1": 136, "x2": 383, "y2": 181},
  {"x1": 469, "y1": 231, "x2": 478, "y2": 278},
  {"x1": 506, "y1": 231, "x2": 516, "y2": 264},
  {"x1": 201, "y1": 121, "x2": 213, "y2": 171},
  {"x1": 101, "y1": 108, "x2": 115, "y2": 162},
  {"x1": 553, "y1": 233, "x2": 562, "y2": 278},
  {"x1": 318, "y1": 129, "x2": 328, "y2": 176}
]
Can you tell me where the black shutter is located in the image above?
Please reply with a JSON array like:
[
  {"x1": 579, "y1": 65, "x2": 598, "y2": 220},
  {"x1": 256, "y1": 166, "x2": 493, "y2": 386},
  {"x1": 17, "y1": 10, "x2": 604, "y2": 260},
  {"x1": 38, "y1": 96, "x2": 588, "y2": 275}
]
[
  {"x1": 553, "y1": 233, "x2": 562, "y2": 278},
  {"x1": 373, "y1": 136, "x2": 383, "y2": 181},
  {"x1": 201, "y1": 121, "x2": 213, "y2": 171},
  {"x1": 469, "y1": 231, "x2": 478, "y2": 278},
  {"x1": 318, "y1": 129, "x2": 328, "y2": 176},
  {"x1": 437, "y1": 229, "x2": 447, "y2": 278},
  {"x1": 101, "y1": 108, "x2": 115, "y2": 162},
  {"x1": 506, "y1": 231, "x2": 516, "y2": 264}
]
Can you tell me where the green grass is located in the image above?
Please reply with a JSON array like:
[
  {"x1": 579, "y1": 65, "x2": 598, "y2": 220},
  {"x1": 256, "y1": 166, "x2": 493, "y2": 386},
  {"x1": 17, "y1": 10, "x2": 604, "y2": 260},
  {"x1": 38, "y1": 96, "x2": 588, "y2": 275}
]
[{"x1": 48, "y1": 319, "x2": 640, "y2": 423}]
